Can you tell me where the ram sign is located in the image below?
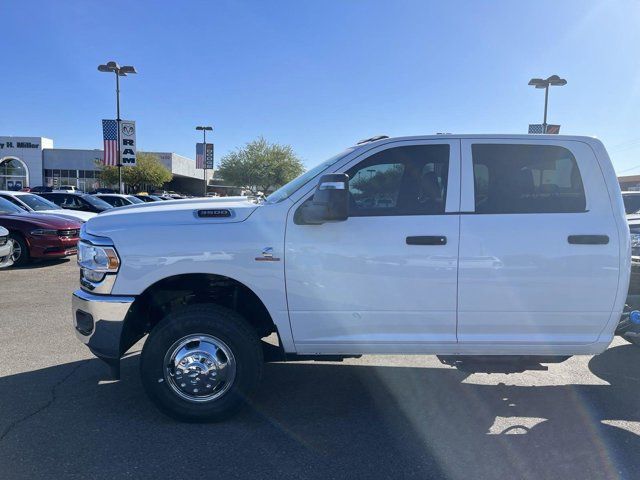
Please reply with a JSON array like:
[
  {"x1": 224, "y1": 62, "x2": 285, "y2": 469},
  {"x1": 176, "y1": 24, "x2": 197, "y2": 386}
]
[{"x1": 119, "y1": 120, "x2": 137, "y2": 166}]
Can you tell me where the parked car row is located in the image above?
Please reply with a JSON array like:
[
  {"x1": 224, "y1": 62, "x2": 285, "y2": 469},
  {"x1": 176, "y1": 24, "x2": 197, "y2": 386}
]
[
  {"x1": 0, "y1": 189, "x2": 200, "y2": 269},
  {"x1": 0, "y1": 191, "x2": 96, "y2": 223},
  {"x1": 0, "y1": 197, "x2": 81, "y2": 267}
]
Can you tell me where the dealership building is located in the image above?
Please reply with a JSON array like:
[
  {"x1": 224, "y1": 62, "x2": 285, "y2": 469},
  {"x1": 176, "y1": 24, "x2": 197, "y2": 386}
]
[{"x1": 0, "y1": 136, "x2": 212, "y2": 194}]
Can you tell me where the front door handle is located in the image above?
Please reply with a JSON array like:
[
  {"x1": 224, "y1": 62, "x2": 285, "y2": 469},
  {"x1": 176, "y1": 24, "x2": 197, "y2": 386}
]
[
  {"x1": 406, "y1": 236, "x2": 447, "y2": 246},
  {"x1": 568, "y1": 235, "x2": 609, "y2": 245}
]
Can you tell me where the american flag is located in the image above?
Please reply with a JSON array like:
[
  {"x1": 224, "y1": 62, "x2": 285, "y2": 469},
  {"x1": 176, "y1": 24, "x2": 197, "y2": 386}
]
[
  {"x1": 102, "y1": 120, "x2": 118, "y2": 166},
  {"x1": 196, "y1": 143, "x2": 204, "y2": 169},
  {"x1": 528, "y1": 124, "x2": 561, "y2": 134},
  {"x1": 528, "y1": 124, "x2": 545, "y2": 134}
]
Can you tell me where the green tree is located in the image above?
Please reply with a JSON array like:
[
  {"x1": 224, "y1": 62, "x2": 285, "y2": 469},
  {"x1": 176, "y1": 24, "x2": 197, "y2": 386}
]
[
  {"x1": 217, "y1": 137, "x2": 304, "y2": 194},
  {"x1": 350, "y1": 165, "x2": 404, "y2": 202},
  {"x1": 97, "y1": 153, "x2": 172, "y2": 191},
  {"x1": 95, "y1": 160, "x2": 120, "y2": 186}
]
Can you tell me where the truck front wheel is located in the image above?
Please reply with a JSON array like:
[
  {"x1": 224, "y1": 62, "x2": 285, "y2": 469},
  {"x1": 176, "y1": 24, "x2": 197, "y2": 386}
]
[{"x1": 140, "y1": 304, "x2": 263, "y2": 422}]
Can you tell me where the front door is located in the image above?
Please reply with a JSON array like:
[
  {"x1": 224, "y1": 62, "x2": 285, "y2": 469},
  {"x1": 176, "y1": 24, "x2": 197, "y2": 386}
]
[
  {"x1": 285, "y1": 140, "x2": 461, "y2": 353},
  {"x1": 457, "y1": 139, "x2": 620, "y2": 347}
]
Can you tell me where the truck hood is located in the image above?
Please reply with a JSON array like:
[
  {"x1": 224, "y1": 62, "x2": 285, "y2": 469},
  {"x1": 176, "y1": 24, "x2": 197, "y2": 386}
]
[{"x1": 85, "y1": 197, "x2": 261, "y2": 235}]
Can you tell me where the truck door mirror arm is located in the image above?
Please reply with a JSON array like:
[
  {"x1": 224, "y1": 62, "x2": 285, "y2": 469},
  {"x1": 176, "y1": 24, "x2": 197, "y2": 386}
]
[{"x1": 294, "y1": 173, "x2": 350, "y2": 225}]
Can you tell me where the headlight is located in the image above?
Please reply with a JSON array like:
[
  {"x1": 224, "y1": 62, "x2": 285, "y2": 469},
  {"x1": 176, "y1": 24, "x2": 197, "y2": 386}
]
[
  {"x1": 30, "y1": 228, "x2": 58, "y2": 236},
  {"x1": 631, "y1": 232, "x2": 640, "y2": 257},
  {"x1": 77, "y1": 241, "x2": 120, "y2": 273}
]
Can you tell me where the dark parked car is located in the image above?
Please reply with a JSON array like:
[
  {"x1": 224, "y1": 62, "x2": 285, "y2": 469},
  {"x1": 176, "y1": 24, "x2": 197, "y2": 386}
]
[
  {"x1": 94, "y1": 193, "x2": 144, "y2": 208},
  {"x1": 134, "y1": 194, "x2": 162, "y2": 203},
  {"x1": 90, "y1": 188, "x2": 117, "y2": 194},
  {"x1": 29, "y1": 186, "x2": 53, "y2": 193},
  {"x1": 0, "y1": 197, "x2": 81, "y2": 267},
  {"x1": 622, "y1": 191, "x2": 640, "y2": 215},
  {"x1": 40, "y1": 192, "x2": 113, "y2": 213}
]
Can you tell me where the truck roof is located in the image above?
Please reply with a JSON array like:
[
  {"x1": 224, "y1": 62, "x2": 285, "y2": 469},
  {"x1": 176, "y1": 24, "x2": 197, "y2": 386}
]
[{"x1": 354, "y1": 134, "x2": 602, "y2": 147}]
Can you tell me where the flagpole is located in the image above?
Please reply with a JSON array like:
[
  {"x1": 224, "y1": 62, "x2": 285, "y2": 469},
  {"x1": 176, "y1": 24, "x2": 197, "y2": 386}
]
[
  {"x1": 115, "y1": 71, "x2": 123, "y2": 194},
  {"x1": 203, "y1": 129, "x2": 207, "y2": 197},
  {"x1": 542, "y1": 83, "x2": 549, "y2": 134}
]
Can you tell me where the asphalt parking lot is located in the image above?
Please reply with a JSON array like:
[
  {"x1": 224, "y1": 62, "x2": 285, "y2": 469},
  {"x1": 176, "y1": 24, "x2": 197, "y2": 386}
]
[{"x1": 1, "y1": 260, "x2": 639, "y2": 479}]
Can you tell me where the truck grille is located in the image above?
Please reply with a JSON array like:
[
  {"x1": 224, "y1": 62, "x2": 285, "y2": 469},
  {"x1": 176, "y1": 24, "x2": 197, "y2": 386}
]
[{"x1": 58, "y1": 229, "x2": 80, "y2": 238}]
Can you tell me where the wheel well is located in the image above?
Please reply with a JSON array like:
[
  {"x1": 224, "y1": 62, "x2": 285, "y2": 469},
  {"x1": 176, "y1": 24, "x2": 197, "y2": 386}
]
[
  {"x1": 120, "y1": 273, "x2": 277, "y2": 355},
  {"x1": 7, "y1": 231, "x2": 28, "y2": 251}
]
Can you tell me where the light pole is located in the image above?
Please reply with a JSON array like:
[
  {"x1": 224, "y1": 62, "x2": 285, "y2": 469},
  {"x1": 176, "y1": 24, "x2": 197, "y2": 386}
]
[
  {"x1": 98, "y1": 61, "x2": 137, "y2": 193},
  {"x1": 196, "y1": 126, "x2": 213, "y2": 197},
  {"x1": 528, "y1": 75, "x2": 567, "y2": 133}
]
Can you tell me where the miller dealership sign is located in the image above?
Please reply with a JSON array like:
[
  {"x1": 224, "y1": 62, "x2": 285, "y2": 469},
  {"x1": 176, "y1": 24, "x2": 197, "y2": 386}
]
[{"x1": 0, "y1": 141, "x2": 40, "y2": 149}]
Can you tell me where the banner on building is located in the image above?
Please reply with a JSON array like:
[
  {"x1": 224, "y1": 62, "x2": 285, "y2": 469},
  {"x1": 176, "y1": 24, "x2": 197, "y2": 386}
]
[
  {"x1": 528, "y1": 124, "x2": 561, "y2": 134},
  {"x1": 119, "y1": 120, "x2": 137, "y2": 166}
]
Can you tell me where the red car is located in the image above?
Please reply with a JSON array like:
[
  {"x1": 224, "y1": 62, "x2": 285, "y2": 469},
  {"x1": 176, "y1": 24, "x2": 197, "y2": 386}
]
[{"x1": 0, "y1": 196, "x2": 81, "y2": 267}]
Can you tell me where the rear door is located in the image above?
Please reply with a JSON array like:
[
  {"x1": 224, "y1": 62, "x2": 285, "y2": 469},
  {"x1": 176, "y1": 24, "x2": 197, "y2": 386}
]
[{"x1": 457, "y1": 139, "x2": 620, "y2": 346}]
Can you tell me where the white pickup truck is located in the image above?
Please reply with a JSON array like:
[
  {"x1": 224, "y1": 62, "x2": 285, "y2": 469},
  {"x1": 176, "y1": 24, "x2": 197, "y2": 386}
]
[{"x1": 72, "y1": 134, "x2": 630, "y2": 422}]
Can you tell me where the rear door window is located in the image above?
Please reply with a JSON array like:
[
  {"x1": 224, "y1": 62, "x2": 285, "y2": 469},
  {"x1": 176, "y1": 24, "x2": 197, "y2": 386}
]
[{"x1": 472, "y1": 144, "x2": 586, "y2": 214}]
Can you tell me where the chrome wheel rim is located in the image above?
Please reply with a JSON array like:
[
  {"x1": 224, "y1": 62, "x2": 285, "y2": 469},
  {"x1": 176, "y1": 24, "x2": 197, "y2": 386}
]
[
  {"x1": 8, "y1": 239, "x2": 20, "y2": 263},
  {"x1": 163, "y1": 334, "x2": 237, "y2": 403}
]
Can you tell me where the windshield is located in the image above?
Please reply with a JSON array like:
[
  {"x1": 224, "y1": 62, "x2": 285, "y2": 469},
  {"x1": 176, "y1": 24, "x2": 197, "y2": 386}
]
[
  {"x1": 17, "y1": 194, "x2": 61, "y2": 211},
  {"x1": 266, "y1": 148, "x2": 355, "y2": 203},
  {"x1": 126, "y1": 195, "x2": 144, "y2": 204},
  {"x1": 0, "y1": 197, "x2": 24, "y2": 214},
  {"x1": 81, "y1": 195, "x2": 113, "y2": 209}
]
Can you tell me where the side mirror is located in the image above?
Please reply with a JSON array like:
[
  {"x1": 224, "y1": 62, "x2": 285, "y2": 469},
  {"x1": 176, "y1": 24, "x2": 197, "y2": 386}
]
[{"x1": 295, "y1": 173, "x2": 349, "y2": 225}]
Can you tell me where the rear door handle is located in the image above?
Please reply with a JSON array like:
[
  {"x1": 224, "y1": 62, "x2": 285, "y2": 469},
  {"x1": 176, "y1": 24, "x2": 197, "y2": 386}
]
[
  {"x1": 406, "y1": 236, "x2": 447, "y2": 246},
  {"x1": 568, "y1": 235, "x2": 609, "y2": 245}
]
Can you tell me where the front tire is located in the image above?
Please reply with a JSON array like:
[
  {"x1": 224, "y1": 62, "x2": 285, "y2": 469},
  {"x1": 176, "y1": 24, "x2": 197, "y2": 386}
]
[
  {"x1": 140, "y1": 304, "x2": 263, "y2": 422},
  {"x1": 7, "y1": 233, "x2": 29, "y2": 268}
]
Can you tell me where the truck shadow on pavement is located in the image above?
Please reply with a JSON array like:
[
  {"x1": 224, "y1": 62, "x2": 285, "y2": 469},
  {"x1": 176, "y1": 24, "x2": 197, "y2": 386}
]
[{"x1": 0, "y1": 344, "x2": 638, "y2": 480}]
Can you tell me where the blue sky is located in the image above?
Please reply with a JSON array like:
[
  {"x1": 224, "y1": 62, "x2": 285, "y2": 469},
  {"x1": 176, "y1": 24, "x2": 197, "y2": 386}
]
[{"x1": 2, "y1": 0, "x2": 640, "y2": 173}]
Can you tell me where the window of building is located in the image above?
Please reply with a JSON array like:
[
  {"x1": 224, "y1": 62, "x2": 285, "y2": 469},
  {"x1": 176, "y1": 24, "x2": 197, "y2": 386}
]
[
  {"x1": 472, "y1": 144, "x2": 586, "y2": 214},
  {"x1": 0, "y1": 157, "x2": 28, "y2": 190}
]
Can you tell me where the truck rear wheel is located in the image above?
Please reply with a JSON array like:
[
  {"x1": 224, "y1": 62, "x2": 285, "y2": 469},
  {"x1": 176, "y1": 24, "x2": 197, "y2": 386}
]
[{"x1": 140, "y1": 304, "x2": 263, "y2": 422}]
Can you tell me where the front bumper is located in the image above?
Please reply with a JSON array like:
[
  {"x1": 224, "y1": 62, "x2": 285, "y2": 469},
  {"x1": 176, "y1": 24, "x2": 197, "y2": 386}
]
[
  {"x1": 72, "y1": 289, "x2": 135, "y2": 360},
  {"x1": 29, "y1": 235, "x2": 78, "y2": 259}
]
